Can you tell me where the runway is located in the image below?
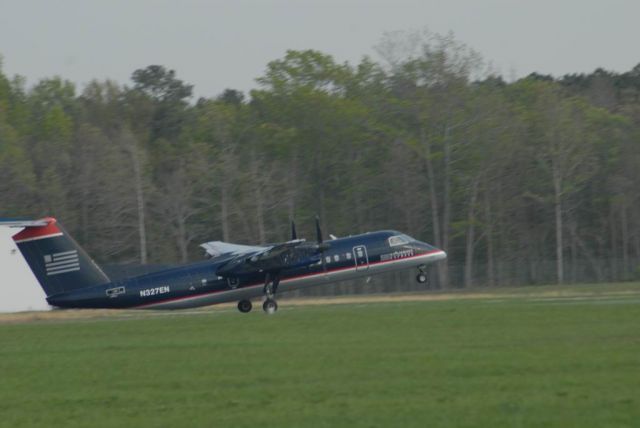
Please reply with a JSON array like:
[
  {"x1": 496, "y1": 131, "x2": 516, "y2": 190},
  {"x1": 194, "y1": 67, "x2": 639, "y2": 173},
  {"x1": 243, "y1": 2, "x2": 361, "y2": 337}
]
[{"x1": 2, "y1": 283, "x2": 639, "y2": 324}]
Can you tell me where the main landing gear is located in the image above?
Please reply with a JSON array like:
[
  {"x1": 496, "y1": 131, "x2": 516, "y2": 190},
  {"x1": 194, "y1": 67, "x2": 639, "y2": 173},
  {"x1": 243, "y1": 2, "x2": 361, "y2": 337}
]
[
  {"x1": 238, "y1": 299, "x2": 252, "y2": 313},
  {"x1": 416, "y1": 265, "x2": 429, "y2": 284},
  {"x1": 236, "y1": 273, "x2": 281, "y2": 314},
  {"x1": 262, "y1": 272, "x2": 280, "y2": 314},
  {"x1": 263, "y1": 299, "x2": 278, "y2": 314}
]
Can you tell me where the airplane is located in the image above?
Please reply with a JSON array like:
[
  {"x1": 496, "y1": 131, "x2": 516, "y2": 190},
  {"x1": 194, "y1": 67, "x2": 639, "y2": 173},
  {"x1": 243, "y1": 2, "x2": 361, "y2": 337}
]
[{"x1": 0, "y1": 217, "x2": 446, "y2": 314}]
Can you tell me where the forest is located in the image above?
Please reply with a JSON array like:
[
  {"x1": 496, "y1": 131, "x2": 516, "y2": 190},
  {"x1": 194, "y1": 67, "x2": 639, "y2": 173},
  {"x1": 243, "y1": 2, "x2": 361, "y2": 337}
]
[{"x1": 1, "y1": 32, "x2": 640, "y2": 289}]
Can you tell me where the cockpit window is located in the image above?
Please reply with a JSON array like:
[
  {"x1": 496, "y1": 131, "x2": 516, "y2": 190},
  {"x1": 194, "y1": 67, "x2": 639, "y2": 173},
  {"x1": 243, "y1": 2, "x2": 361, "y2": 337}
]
[{"x1": 388, "y1": 235, "x2": 411, "y2": 247}]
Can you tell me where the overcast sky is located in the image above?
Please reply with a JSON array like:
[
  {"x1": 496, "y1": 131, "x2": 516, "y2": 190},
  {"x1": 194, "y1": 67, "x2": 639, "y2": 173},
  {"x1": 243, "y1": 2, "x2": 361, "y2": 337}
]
[{"x1": 0, "y1": 0, "x2": 638, "y2": 98}]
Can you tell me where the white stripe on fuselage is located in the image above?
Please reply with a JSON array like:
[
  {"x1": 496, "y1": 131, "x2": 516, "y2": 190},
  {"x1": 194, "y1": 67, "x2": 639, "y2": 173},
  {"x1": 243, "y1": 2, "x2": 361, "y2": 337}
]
[{"x1": 137, "y1": 250, "x2": 446, "y2": 310}]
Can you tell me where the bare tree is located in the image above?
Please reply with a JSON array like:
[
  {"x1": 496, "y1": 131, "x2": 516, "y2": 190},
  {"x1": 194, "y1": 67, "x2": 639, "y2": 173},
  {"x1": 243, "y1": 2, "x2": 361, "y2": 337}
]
[{"x1": 120, "y1": 129, "x2": 148, "y2": 264}]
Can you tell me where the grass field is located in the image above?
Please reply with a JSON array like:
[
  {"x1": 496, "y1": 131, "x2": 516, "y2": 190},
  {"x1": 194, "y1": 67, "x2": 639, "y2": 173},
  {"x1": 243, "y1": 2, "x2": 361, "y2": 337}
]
[{"x1": 1, "y1": 284, "x2": 639, "y2": 427}]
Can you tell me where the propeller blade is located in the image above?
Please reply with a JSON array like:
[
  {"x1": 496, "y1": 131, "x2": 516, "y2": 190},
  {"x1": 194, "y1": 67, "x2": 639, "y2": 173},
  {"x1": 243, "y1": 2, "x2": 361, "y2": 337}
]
[
  {"x1": 315, "y1": 216, "x2": 329, "y2": 272},
  {"x1": 291, "y1": 220, "x2": 297, "y2": 240},
  {"x1": 315, "y1": 215, "x2": 323, "y2": 244}
]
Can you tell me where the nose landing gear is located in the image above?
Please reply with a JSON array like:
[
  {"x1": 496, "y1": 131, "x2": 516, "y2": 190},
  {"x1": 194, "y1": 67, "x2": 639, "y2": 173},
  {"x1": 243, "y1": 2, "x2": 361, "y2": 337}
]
[{"x1": 416, "y1": 265, "x2": 429, "y2": 284}]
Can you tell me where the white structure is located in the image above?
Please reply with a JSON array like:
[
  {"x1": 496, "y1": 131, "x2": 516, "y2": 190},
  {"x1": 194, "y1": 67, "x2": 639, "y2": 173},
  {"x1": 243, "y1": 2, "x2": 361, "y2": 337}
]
[{"x1": 0, "y1": 227, "x2": 50, "y2": 312}]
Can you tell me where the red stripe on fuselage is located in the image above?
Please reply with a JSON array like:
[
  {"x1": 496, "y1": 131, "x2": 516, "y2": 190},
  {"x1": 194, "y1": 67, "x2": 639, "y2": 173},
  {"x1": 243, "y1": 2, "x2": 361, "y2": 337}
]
[
  {"x1": 135, "y1": 250, "x2": 444, "y2": 309},
  {"x1": 12, "y1": 217, "x2": 61, "y2": 243}
]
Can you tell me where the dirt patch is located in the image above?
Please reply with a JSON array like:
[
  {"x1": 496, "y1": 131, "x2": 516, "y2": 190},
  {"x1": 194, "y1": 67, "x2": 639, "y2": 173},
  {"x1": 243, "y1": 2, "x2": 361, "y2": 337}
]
[
  {"x1": 0, "y1": 309, "x2": 126, "y2": 324},
  {"x1": 2, "y1": 288, "x2": 639, "y2": 324},
  {"x1": 282, "y1": 288, "x2": 640, "y2": 306}
]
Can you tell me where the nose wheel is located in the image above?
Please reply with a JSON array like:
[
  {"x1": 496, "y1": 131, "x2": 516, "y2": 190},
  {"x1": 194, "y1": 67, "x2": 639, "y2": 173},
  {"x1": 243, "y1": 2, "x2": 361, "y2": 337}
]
[{"x1": 416, "y1": 265, "x2": 429, "y2": 284}]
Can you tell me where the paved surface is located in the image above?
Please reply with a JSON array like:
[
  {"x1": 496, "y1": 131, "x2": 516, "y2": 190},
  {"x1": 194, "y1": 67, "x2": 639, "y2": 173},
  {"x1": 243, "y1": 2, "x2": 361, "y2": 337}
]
[{"x1": 2, "y1": 286, "x2": 639, "y2": 324}]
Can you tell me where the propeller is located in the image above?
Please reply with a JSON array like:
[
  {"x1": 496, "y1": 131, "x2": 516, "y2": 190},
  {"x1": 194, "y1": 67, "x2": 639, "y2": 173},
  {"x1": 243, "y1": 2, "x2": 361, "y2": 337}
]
[
  {"x1": 314, "y1": 216, "x2": 330, "y2": 272},
  {"x1": 315, "y1": 216, "x2": 323, "y2": 244},
  {"x1": 288, "y1": 216, "x2": 330, "y2": 271},
  {"x1": 315, "y1": 216, "x2": 330, "y2": 251}
]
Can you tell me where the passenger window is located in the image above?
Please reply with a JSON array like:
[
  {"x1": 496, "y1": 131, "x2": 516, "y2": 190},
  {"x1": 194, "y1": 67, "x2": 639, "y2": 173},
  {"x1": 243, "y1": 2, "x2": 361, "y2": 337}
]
[
  {"x1": 346, "y1": 253, "x2": 352, "y2": 260},
  {"x1": 333, "y1": 255, "x2": 339, "y2": 262}
]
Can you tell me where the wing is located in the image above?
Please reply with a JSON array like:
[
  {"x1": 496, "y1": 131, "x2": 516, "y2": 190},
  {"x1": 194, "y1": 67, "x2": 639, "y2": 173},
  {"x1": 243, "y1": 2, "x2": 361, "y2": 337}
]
[
  {"x1": 200, "y1": 241, "x2": 265, "y2": 259},
  {"x1": 215, "y1": 239, "x2": 317, "y2": 276},
  {"x1": 245, "y1": 239, "x2": 307, "y2": 264}
]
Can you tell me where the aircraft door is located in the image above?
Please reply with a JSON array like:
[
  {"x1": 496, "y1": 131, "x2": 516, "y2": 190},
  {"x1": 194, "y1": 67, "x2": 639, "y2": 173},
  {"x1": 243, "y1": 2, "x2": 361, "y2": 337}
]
[{"x1": 353, "y1": 245, "x2": 369, "y2": 271}]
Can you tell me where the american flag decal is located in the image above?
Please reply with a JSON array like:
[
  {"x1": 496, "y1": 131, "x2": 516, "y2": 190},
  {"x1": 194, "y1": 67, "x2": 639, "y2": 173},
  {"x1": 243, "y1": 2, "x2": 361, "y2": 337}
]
[{"x1": 44, "y1": 250, "x2": 80, "y2": 276}]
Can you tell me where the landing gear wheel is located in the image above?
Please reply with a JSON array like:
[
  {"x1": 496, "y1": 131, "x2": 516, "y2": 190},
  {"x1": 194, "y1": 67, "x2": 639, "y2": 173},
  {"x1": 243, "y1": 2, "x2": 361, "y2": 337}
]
[
  {"x1": 416, "y1": 264, "x2": 429, "y2": 284},
  {"x1": 237, "y1": 300, "x2": 252, "y2": 313},
  {"x1": 263, "y1": 299, "x2": 278, "y2": 314}
]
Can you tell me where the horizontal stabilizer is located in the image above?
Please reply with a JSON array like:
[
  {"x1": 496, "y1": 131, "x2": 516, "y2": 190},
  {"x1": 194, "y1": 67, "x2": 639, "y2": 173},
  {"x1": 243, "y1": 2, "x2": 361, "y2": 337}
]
[{"x1": 0, "y1": 219, "x2": 50, "y2": 228}]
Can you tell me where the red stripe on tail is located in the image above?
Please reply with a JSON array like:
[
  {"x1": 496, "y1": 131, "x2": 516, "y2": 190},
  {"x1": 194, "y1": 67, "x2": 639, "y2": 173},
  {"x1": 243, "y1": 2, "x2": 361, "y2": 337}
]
[{"x1": 12, "y1": 217, "x2": 61, "y2": 242}]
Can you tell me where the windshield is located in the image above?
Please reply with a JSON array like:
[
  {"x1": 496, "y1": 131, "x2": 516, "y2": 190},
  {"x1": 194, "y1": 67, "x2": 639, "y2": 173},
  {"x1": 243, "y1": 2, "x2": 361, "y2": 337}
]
[{"x1": 388, "y1": 234, "x2": 412, "y2": 247}]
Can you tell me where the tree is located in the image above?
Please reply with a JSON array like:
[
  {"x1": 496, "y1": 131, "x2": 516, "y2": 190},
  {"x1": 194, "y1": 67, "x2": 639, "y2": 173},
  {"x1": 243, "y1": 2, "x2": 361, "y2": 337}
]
[
  {"x1": 130, "y1": 65, "x2": 193, "y2": 142},
  {"x1": 382, "y1": 30, "x2": 483, "y2": 287},
  {"x1": 521, "y1": 82, "x2": 601, "y2": 284}
]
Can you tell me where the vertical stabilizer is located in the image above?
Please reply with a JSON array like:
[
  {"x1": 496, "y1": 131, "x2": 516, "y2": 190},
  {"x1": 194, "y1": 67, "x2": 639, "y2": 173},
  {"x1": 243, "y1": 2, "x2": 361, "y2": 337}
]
[{"x1": 7, "y1": 217, "x2": 109, "y2": 297}]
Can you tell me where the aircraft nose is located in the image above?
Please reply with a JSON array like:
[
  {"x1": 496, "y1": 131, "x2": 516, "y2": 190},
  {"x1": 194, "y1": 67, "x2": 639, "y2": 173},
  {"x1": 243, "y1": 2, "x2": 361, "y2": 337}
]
[
  {"x1": 415, "y1": 240, "x2": 447, "y2": 260},
  {"x1": 415, "y1": 240, "x2": 436, "y2": 251},
  {"x1": 432, "y1": 249, "x2": 447, "y2": 261}
]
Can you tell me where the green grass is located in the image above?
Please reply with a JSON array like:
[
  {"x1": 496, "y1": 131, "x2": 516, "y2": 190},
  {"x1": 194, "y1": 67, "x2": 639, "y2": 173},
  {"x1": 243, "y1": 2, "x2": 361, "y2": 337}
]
[{"x1": 1, "y1": 286, "x2": 639, "y2": 427}]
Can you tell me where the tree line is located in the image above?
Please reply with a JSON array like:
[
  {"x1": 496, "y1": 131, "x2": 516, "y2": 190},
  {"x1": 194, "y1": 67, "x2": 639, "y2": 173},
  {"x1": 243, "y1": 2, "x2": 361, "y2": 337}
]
[{"x1": 1, "y1": 31, "x2": 639, "y2": 288}]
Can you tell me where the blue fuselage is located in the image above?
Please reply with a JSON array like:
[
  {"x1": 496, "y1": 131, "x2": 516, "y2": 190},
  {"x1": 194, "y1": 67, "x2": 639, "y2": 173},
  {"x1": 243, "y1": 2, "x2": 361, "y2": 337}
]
[{"x1": 47, "y1": 230, "x2": 445, "y2": 309}]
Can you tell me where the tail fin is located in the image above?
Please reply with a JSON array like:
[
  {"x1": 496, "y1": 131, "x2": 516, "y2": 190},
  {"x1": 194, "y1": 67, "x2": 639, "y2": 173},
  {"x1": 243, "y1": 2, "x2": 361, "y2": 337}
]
[{"x1": 3, "y1": 217, "x2": 110, "y2": 297}]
